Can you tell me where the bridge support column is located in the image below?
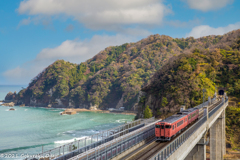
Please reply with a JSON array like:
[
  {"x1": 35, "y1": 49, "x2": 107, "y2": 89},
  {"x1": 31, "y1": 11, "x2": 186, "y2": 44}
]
[
  {"x1": 210, "y1": 110, "x2": 226, "y2": 160},
  {"x1": 184, "y1": 138, "x2": 206, "y2": 160}
]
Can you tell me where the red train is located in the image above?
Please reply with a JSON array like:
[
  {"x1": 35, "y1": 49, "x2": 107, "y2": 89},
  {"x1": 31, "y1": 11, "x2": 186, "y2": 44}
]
[{"x1": 155, "y1": 108, "x2": 199, "y2": 141}]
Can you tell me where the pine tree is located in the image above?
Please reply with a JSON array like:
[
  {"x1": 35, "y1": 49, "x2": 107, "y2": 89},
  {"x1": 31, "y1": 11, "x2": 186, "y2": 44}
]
[{"x1": 144, "y1": 105, "x2": 152, "y2": 118}]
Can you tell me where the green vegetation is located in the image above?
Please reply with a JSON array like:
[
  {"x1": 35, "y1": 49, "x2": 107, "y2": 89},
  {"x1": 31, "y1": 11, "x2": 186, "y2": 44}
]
[
  {"x1": 144, "y1": 105, "x2": 153, "y2": 118},
  {"x1": 12, "y1": 30, "x2": 240, "y2": 113},
  {"x1": 9, "y1": 29, "x2": 240, "y2": 150},
  {"x1": 226, "y1": 106, "x2": 240, "y2": 150}
]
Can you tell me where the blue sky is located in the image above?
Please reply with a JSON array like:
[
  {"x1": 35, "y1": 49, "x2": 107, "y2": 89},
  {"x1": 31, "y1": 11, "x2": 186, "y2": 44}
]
[{"x1": 0, "y1": 0, "x2": 240, "y2": 85}]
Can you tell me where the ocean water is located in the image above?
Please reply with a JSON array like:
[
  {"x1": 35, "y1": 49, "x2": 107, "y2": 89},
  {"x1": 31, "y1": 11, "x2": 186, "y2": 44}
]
[{"x1": 0, "y1": 86, "x2": 135, "y2": 159}]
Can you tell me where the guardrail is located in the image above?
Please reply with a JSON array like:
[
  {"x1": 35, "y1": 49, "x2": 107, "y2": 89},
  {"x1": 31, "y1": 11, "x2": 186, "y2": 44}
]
[
  {"x1": 65, "y1": 96, "x2": 219, "y2": 160},
  {"x1": 33, "y1": 117, "x2": 154, "y2": 159},
  {"x1": 195, "y1": 96, "x2": 216, "y2": 109},
  {"x1": 68, "y1": 120, "x2": 158, "y2": 160},
  {"x1": 150, "y1": 97, "x2": 228, "y2": 160}
]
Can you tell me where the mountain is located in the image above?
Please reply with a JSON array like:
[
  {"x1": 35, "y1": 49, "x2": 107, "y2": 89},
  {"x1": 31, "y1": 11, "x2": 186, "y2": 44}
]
[
  {"x1": 9, "y1": 30, "x2": 240, "y2": 112},
  {"x1": 140, "y1": 29, "x2": 240, "y2": 149}
]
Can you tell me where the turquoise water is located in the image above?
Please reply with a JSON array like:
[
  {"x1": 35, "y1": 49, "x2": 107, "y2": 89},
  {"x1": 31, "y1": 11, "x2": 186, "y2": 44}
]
[{"x1": 0, "y1": 86, "x2": 135, "y2": 158}]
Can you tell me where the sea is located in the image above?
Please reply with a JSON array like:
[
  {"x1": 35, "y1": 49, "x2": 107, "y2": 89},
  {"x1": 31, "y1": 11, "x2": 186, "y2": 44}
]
[{"x1": 0, "y1": 85, "x2": 135, "y2": 159}]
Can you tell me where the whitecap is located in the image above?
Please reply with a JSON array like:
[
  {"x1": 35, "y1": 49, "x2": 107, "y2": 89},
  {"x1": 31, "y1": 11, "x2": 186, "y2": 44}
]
[
  {"x1": 116, "y1": 119, "x2": 128, "y2": 123},
  {"x1": 54, "y1": 136, "x2": 88, "y2": 144},
  {"x1": 66, "y1": 130, "x2": 75, "y2": 133}
]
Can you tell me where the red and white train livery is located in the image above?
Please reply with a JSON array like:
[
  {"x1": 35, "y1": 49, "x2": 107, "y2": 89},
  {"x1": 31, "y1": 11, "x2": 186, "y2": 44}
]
[{"x1": 155, "y1": 108, "x2": 199, "y2": 141}]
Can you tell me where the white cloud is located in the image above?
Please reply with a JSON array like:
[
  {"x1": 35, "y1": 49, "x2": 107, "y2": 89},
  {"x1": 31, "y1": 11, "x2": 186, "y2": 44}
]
[
  {"x1": 3, "y1": 34, "x2": 137, "y2": 84},
  {"x1": 186, "y1": 22, "x2": 240, "y2": 38},
  {"x1": 183, "y1": 0, "x2": 234, "y2": 12},
  {"x1": 17, "y1": 0, "x2": 172, "y2": 30},
  {"x1": 18, "y1": 17, "x2": 31, "y2": 27}
]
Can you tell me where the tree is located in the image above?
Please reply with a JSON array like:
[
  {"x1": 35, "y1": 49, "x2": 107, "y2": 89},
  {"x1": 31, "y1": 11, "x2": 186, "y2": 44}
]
[
  {"x1": 144, "y1": 105, "x2": 152, "y2": 118},
  {"x1": 161, "y1": 97, "x2": 168, "y2": 107}
]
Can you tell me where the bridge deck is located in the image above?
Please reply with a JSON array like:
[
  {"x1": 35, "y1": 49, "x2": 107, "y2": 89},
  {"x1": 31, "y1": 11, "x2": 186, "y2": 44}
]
[{"x1": 121, "y1": 100, "x2": 221, "y2": 160}]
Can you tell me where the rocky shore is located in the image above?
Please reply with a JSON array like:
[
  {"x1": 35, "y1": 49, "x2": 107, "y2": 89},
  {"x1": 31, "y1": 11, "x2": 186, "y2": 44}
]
[
  {"x1": 60, "y1": 108, "x2": 137, "y2": 115},
  {"x1": 60, "y1": 108, "x2": 103, "y2": 115},
  {"x1": 1, "y1": 102, "x2": 15, "y2": 107}
]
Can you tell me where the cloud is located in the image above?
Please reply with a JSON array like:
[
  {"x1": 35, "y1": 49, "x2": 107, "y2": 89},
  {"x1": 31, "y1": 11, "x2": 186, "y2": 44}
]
[
  {"x1": 65, "y1": 24, "x2": 74, "y2": 32},
  {"x1": 3, "y1": 34, "x2": 137, "y2": 84},
  {"x1": 183, "y1": 0, "x2": 234, "y2": 12},
  {"x1": 18, "y1": 17, "x2": 31, "y2": 27},
  {"x1": 186, "y1": 22, "x2": 240, "y2": 38},
  {"x1": 17, "y1": 0, "x2": 172, "y2": 30}
]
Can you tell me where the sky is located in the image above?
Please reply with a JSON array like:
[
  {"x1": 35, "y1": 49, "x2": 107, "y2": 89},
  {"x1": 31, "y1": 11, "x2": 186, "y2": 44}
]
[{"x1": 0, "y1": 0, "x2": 240, "y2": 85}]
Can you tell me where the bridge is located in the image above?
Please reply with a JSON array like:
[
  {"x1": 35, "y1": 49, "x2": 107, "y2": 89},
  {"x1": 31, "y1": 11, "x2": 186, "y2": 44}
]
[{"x1": 36, "y1": 92, "x2": 228, "y2": 160}]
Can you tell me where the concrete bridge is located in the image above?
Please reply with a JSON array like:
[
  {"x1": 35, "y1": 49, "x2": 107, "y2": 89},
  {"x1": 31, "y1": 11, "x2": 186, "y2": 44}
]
[
  {"x1": 37, "y1": 93, "x2": 228, "y2": 160},
  {"x1": 151, "y1": 96, "x2": 228, "y2": 160}
]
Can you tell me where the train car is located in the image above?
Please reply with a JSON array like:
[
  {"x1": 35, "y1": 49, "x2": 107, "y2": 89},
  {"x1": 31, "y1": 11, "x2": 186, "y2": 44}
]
[
  {"x1": 180, "y1": 108, "x2": 199, "y2": 124},
  {"x1": 155, "y1": 114, "x2": 188, "y2": 141},
  {"x1": 155, "y1": 108, "x2": 199, "y2": 141}
]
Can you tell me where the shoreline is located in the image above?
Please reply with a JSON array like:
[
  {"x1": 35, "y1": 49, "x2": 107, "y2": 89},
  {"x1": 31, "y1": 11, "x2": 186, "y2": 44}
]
[
  {"x1": 61, "y1": 108, "x2": 137, "y2": 116},
  {"x1": 0, "y1": 105, "x2": 137, "y2": 116}
]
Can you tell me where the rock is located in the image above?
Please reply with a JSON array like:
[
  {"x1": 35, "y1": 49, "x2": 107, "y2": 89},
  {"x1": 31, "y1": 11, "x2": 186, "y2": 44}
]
[
  {"x1": 5, "y1": 91, "x2": 17, "y2": 101},
  {"x1": 2, "y1": 102, "x2": 15, "y2": 107},
  {"x1": 20, "y1": 104, "x2": 25, "y2": 107},
  {"x1": 9, "y1": 108, "x2": 15, "y2": 111},
  {"x1": 115, "y1": 95, "x2": 124, "y2": 109},
  {"x1": 62, "y1": 109, "x2": 77, "y2": 115},
  {"x1": 89, "y1": 105, "x2": 98, "y2": 110}
]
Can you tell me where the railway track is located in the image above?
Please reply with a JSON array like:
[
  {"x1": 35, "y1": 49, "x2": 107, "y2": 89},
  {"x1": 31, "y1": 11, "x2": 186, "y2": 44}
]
[{"x1": 123, "y1": 100, "x2": 222, "y2": 160}]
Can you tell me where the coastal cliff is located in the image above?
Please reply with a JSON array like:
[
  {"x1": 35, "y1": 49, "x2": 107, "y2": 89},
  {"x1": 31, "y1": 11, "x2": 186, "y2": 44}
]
[
  {"x1": 7, "y1": 30, "x2": 240, "y2": 112},
  {"x1": 5, "y1": 29, "x2": 240, "y2": 151}
]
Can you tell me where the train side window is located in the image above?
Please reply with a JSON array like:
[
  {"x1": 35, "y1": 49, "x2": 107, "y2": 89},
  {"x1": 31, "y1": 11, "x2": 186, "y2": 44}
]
[
  {"x1": 156, "y1": 125, "x2": 160, "y2": 128},
  {"x1": 173, "y1": 125, "x2": 174, "y2": 130},
  {"x1": 165, "y1": 125, "x2": 171, "y2": 128}
]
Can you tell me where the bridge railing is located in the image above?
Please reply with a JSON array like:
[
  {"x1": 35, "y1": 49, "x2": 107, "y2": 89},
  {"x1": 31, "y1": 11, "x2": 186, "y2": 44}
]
[
  {"x1": 36, "y1": 117, "x2": 155, "y2": 159},
  {"x1": 35, "y1": 118, "x2": 142, "y2": 158},
  {"x1": 151, "y1": 97, "x2": 227, "y2": 160},
  {"x1": 67, "y1": 119, "x2": 158, "y2": 160},
  {"x1": 195, "y1": 96, "x2": 216, "y2": 109}
]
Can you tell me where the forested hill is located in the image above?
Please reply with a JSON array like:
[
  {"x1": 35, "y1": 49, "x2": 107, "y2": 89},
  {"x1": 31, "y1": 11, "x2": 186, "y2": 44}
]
[
  {"x1": 141, "y1": 29, "x2": 240, "y2": 116},
  {"x1": 10, "y1": 29, "x2": 240, "y2": 111},
  {"x1": 140, "y1": 29, "x2": 240, "y2": 150}
]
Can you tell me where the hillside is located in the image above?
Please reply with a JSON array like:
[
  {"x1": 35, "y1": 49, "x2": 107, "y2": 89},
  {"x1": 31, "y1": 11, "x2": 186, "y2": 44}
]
[
  {"x1": 140, "y1": 29, "x2": 240, "y2": 150},
  {"x1": 9, "y1": 30, "x2": 240, "y2": 112},
  {"x1": 141, "y1": 29, "x2": 240, "y2": 115}
]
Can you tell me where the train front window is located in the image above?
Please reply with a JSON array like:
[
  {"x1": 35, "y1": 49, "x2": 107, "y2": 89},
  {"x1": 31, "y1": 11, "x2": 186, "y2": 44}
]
[
  {"x1": 165, "y1": 125, "x2": 171, "y2": 128},
  {"x1": 156, "y1": 125, "x2": 160, "y2": 128},
  {"x1": 161, "y1": 125, "x2": 164, "y2": 129}
]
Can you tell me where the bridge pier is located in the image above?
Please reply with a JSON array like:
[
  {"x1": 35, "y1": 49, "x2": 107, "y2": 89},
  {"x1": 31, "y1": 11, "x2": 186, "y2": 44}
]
[
  {"x1": 210, "y1": 109, "x2": 226, "y2": 160},
  {"x1": 184, "y1": 138, "x2": 206, "y2": 160}
]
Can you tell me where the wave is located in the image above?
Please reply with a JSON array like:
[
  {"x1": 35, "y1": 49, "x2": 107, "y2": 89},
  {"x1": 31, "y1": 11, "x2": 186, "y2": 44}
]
[
  {"x1": 54, "y1": 136, "x2": 88, "y2": 144},
  {"x1": 116, "y1": 119, "x2": 128, "y2": 123},
  {"x1": 0, "y1": 143, "x2": 53, "y2": 154}
]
